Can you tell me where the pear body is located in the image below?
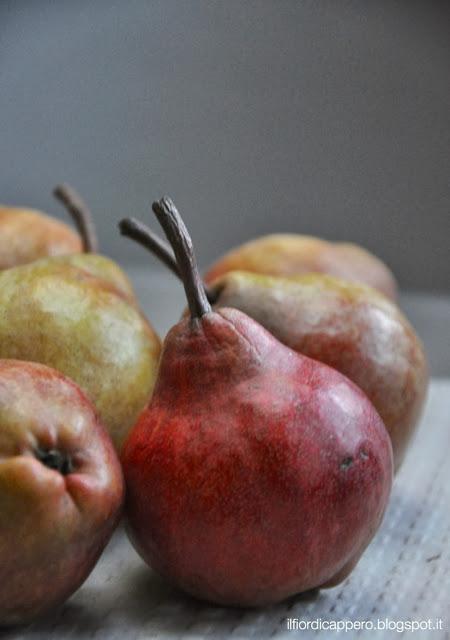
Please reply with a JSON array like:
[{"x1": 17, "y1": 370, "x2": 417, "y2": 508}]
[
  {"x1": 0, "y1": 206, "x2": 82, "y2": 269},
  {"x1": 205, "y1": 234, "x2": 397, "y2": 300},
  {"x1": 0, "y1": 259, "x2": 161, "y2": 450},
  {"x1": 48, "y1": 253, "x2": 138, "y2": 303},
  {"x1": 122, "y1": 308, "x2": 392, "y2": 606},
  {"x1": 209, "y1": 272, "x2": 428, "y2": 471}
]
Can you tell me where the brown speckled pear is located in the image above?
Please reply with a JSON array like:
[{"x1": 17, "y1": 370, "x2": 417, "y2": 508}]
[
  {"x1": 0, "y1": 360, "x2": 123, "y2": 626},
  {"x1": 0, "y1": 205, "x2": 82, "y2": 269},
  {"x1": 204, "y1": 234, "x2": 398, "y2": 300}
]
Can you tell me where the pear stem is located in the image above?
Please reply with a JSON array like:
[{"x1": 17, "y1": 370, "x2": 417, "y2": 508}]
[
  {"x1": 53, "y1": 184, "x2": 99, "y2": 253},
  {"x1": 152, "y1": 197, "x2": 211, "y2": 319},
  {"x1": 118, "y1": 218, "x2": 181, "y2": 279}
]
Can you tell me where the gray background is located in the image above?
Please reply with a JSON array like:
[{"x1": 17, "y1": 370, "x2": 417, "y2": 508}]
[{"x1": 1, "y1": 0, "x2": 449, "y2": 291}]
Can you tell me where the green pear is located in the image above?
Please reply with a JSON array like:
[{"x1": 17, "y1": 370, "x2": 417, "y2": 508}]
[{"x1": 0, "y1": 257, "x2": 160, "y2": 451}]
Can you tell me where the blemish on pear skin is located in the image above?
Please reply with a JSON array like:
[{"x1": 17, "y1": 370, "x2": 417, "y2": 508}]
[{"x1": 340, "y1": 456, "x2": 354, "y2": 470}]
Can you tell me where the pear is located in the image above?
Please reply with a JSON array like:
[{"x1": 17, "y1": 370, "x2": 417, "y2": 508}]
[
  {"x1": 204, "y1": 233, "x2": 398, "y2": 300},
  {"x1": 120, "y1": 198, "x2": 393, "y2": 607},
  {"x1": 0, "y1": 217, "x2": 161, "y2": 449},
  {"x1": 119, "y1": 221, "x2": 427, "y2": 471},
  {"x1": 0, "y1": 205, "x2": 81, "y2": 269},
  {"x1": 0, "y1": 360, "x2": 123, "y2": 625},
  {"x1": 1, "y1": 184, "x2": 137, "y2": 302}
]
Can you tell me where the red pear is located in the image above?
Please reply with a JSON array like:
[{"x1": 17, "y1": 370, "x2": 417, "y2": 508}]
[
  {"x1": 0, "y1": 360, "x2": 123, "y2": 626},
  {"x1": 120, "y1": 199, "x2": 393, "y2": 607}
]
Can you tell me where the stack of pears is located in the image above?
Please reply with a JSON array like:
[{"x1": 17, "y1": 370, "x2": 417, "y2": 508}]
[
  {"x1": 0, "y1": 182, "x2": 429, "y2": 617},
  {"x1": 0, "y1": 185, "x2": 161, "y2": 449}
]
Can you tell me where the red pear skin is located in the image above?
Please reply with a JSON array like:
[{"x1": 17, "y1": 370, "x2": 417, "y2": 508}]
[
  {"x1": 208, "y1": 271, "x2": 428, "y2": 471},
  {"x1": 0, "y1": 360, "x2": 124, "y2": 626},
  {"x1": 0, "y1": 206, "x2": 82, "y2": 269},
  {"x1": 122, "y1": 307, "x2": 393, "y2": 606},
  {"x1": 204, "y1": 234, "x2": 397, "y2": 301}
]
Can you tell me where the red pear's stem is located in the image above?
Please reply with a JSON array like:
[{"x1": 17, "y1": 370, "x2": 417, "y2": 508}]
[
  {"x1": 118, "y1": 217, "x2": 217, "y2": 307},
  {"x1": 53, "y1": 184, "x2": 99, "y2": 253},
  {"x1": 152, "y1": 197, "x2": 211, "y2": 319},
  {"x1": 118, "y1": 217, "x2": 181, "y2": 279}
]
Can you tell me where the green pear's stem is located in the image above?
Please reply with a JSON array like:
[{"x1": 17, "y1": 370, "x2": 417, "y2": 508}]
[
  {"x1": 152, "y1": 198, "x2": 211, "y2": 319},
  {"x1": 118, "y1": 218, "x2": 181, "y2": 279},
  {"x1": 53, "y1": 183, "x2": 99, "y2": 253}
]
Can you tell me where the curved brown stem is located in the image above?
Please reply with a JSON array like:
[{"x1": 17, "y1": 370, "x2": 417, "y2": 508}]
[
  {"x1": 53, "y1": 183, "x2": 99, "y2": 253},
  {"x1": 118, "y1": 218, "x2": 180, "y2": 279},
  {"x1": 118, "y1": 216, "x2": 218, "y2": 308},
  {"x1": 152, "y1": 198, "x2": 211, "y2": 319}
]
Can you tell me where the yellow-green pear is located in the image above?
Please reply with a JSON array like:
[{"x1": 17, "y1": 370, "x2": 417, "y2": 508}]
[{"x1": 0, "y1": 255, "x2": 160, "y2": 451}]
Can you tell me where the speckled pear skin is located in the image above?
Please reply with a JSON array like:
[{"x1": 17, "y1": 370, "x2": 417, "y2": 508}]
[
  {"x1": 204, "y1": 234, "x2": 398, "y2": 301},
  {"x1": 0, "y1": 259, "x2": 161, "y2": 450},
  {"x1": 122, "y1": 307, "x2": 393, "y2": 607},
  {"x1": 0, "y1": 360, "x2": 124, "y2": 626},
  {"x1": 208, "y1": 271, "x2": 428, "y2": 471},
  {"x1": 0, "y1": 206, "x2": 82, "y2": 269},
  {"x1": 47, "y1": 253, "x2": 138, "y2": 304}
]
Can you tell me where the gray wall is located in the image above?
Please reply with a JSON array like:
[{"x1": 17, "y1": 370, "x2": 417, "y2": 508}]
[{"x1": 1, "y1": 0, "x2": 449, "y2": 291}]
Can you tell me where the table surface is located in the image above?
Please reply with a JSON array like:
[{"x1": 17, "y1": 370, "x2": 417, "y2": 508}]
[{"x1": 3, "y1": 275, "x2": 450, "y2": 640}]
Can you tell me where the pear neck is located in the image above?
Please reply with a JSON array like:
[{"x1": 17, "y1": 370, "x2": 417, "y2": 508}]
[{"x1": 156, "y1": 310, "x2": 263, "y2": 393}]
